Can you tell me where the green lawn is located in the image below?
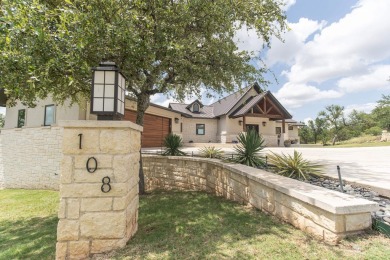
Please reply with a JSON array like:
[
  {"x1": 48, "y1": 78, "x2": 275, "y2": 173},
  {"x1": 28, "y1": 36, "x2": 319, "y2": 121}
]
[
  {"x1": 0, "y1": 189, "x2": 59, "y2": 259},
  {"x1": 1, "y1": 189, "x2": 390, "y2": 260}
]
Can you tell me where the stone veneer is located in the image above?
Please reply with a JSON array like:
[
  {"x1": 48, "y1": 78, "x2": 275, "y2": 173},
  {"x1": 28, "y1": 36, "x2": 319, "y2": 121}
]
[
  {"x1": 56, "y1": 121, "x2": 142, "y2": 260},
  {"x1": 0, "y1": 126, "x2": 62, "y2": 190},
  {"x1": 142, "y1": 155, "x2": 379, "y2": 244}
]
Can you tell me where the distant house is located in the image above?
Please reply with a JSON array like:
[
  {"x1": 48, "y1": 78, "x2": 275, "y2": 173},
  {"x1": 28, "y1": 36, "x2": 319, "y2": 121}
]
[{"x1": 2, "y1": 83, "x2": 303, "y2": 147}]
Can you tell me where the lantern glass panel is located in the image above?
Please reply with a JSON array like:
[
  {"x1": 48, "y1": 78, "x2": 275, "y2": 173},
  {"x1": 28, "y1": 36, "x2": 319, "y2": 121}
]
[
  {"x1": 94, "y1": 84, "x2": 104, "y2": 97},
  {"x1": 93, "y1": 98, "x2": 103, "y2": 111},
  {"x1": 105, "y1": 71, "x2": 115, "y2": 84},
  {"x1": 104, "y1": 98, "x2": 114, "y2": 112},
  {"x1": 117, "y1": 102, "x2": 122, "y2": 114},
  {"x1": 94, "y1": 71, "x2": 105, "y2": 84},
  {"x1": 104, "y1": 84, "x2": 115, "y2": 98}
]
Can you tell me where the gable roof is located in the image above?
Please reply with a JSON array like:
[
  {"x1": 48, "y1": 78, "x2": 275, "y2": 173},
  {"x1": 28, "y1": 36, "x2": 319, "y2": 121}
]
[
  {"x1": 230, "y1": 92, "x2": 267, "y2": 117},
  {"x1": 185, "y1": 99, "x2": 204, "y2": 110},
  {"x1": 230, "y1": 91, "x2": 292, "y2": 119}
]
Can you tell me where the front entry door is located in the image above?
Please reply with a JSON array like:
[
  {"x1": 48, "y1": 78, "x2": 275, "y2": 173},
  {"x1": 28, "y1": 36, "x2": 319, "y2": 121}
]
[{"x1": 246, "y1": 124, "x2": 259, "y2": 134}]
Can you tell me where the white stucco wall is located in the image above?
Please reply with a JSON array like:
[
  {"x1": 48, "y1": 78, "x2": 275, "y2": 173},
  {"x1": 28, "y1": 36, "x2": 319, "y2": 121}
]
[
  {"x1": 0, "y1": 126, "x2": 62, "y2": 190},
  {"x1": 181, "y1": 118, "x2": 218, "y2": 143},
  {"x1": 4, "y1": 96, "x2": 86, "y2": 129}
]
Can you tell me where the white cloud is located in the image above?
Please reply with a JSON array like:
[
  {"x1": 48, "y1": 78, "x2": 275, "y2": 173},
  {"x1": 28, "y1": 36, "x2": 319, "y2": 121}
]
[
  {"x1": 234, "y1": 24, "x2": 264, "y2": 56},
  {"x1": 285, "y1": 0, "x2": 390, "y2": 84},
  {"x1": 281, "y1": 0, "x2": 296, "y2": 11},
  {"x1": 337, "y1": 65, "x2": 390, "y2": 93},
  {"x1": 275, "y1": 82, "x2": 343, "y2": 108},
  {"x1": 266, "y1": 18, "x2": 326, "y2": 66},
  {"x1": 303, "y1": 117, "x2": 313, "y2": 124},
  {"x1": 344, "y1": 102, "x2": 377, "y2": 115}
]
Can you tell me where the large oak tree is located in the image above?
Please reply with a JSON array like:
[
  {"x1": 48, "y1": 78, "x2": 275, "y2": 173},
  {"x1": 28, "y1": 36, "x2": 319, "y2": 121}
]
[{"x1": 1, "y1": 0, "x2": 287, "y2": 125}]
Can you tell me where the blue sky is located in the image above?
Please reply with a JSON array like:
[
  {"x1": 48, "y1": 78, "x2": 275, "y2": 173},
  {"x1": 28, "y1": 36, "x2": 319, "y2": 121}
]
[{"x1": 152, "y1": 0, "x2": 390, "y2": 123}]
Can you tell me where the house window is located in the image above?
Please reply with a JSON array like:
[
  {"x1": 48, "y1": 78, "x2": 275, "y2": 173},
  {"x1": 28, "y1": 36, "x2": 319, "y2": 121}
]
[
  {"x1": 196, "y1": 124, "x2": 205, "y2": 135},
  {"x1": 275, "y1": 127, "x2": 281, "y2": 134},
  {"x1": 44, "y1": 105, "x2": 56, "y2": 126},
  {"x1": 288, "y1": 125, "x2": 293, "y2": 130},
  {"x1": 193, "y1": 103, "x2": 200, "y2": 112},
  {"x1": 17, "y1": 109, "x2": 26, "y2": 128}
]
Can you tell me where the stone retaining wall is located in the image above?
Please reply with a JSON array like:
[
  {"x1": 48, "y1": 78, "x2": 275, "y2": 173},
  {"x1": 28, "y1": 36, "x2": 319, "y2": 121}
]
[
  {"x1": 0, "y1": 126, "x2": 62, "y2": 190},
  {"x1": 142, "y1": 155, "x2": 379, "y2": 244}
]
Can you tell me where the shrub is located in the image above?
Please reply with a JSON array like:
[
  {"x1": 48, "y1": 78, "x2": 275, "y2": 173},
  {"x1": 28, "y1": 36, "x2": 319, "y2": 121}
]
[
  {"x1": 284, "y1": 140, "x2": 291, "y2": 147},
  {"x1": 364, "y1": 126, "x2": 383, "y2": 136},
  {"x1": 267, "y1": 150, "x2": 323, "y2": 180},
  {"x1": 233, "y1": 130, "x2": 266, "y2": 167},
  {"x1": 163, "y1": 134, "x2": 186, "y2": 156},
  {"x1": 199, "y1": 146, "x2": 223, "y2": 158}
]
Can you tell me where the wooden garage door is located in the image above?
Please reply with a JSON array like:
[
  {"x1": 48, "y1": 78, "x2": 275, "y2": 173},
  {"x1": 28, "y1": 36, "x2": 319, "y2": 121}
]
[{"x1": 124, "y1": 109, "x2": 171, "y2": 148}]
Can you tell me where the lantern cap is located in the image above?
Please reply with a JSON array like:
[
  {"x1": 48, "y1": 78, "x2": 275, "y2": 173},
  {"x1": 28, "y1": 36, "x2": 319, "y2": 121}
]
[
  {"x1": 99, "y1": 61, "x2": 117, "y2": 67},
  {"x1": 92, "y1": 61, "x2": 119, "y2": 71}
]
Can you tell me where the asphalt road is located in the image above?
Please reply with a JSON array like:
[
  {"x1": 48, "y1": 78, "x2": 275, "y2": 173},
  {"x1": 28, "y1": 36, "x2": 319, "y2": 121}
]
[{"x1": 144, "y1": 146, "x2": 390, "y2": 197}]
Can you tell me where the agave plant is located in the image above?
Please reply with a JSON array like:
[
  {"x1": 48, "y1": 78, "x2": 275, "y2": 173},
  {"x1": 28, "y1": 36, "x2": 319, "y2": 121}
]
[
  {"x1": 199, "y1": 146, "x2": 223, "y2": 158},
  {"x1": 233, "y1": 130, "x2": 266, "y2": 167},
  {"x1": 267, "y1": 150, "x2": 323, "y2": 180},
  {"x1": 162, "y1": 134, "x2": 186, "y2": 156}
]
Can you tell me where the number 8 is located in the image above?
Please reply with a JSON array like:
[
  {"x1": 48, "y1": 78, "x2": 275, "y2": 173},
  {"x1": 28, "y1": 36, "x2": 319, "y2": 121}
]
[{"x1": 101, "y1": 176, "x2": 111, "y2": 193}]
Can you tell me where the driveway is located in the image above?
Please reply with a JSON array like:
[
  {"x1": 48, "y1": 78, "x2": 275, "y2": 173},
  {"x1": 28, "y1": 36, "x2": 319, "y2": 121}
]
[
  {"x1": 143, "y1": 146, "x2": 390, "y2": 197},
  {"x1": 264, "y1": 147, "x2": 390, "y2": 197}
]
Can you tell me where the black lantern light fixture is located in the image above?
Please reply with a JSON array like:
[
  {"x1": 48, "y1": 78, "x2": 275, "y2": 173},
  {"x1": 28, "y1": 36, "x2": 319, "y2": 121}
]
[
  {"x1": 262, "y1": 121, "x2": 267, "y2": 127},
  {"x1": 174, "y1": 117, "x2": 179, "y2": 124},
  {"x1": 90, "y1": 61, "x2": 126, "y2": 120}
]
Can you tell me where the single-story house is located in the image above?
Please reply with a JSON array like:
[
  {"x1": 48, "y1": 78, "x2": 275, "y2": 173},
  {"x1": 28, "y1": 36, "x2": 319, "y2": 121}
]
[{"x1": 2, "y1": 83, "x2": 303, "y2": 147}]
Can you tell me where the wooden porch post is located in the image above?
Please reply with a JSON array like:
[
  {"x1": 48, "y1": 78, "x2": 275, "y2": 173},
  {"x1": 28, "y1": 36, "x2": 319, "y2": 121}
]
[
  {"x1": 243, "y1": 116, "x2": 246, "y2": 132},
  {"x1": 282, "y1": 119, "x2": 285, "y2": 133}
]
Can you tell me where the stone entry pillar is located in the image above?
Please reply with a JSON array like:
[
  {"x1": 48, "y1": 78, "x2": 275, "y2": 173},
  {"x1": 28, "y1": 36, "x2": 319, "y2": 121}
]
[{"x1": 56, "y1": 121, "x2": 142, "y2": 259}]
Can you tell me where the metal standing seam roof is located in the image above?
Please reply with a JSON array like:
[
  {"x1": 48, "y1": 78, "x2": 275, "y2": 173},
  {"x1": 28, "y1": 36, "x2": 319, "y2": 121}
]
[
  {"x1": 210, "y1": 87, "x2": 252, "y2": 117},
  {"x1": 168, "y1": 103, "x2": 215, "y2": 118},
  {"x1": 230, "y1": 92, "x2": 267, "y2": 117}
]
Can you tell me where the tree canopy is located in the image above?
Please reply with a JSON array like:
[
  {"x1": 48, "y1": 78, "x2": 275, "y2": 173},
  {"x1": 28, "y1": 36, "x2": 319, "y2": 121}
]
[
  {"x1": 0, "y1": 0, "x2": 287, "y2": 124},
  {"x1": 299, "y1": 95, "x2": 390, "y2": 145}
]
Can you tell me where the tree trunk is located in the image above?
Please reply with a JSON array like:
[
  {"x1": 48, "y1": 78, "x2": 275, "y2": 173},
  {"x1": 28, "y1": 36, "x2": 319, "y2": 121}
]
[
  {"x1": 332, "y1": 135, "x2": 337, "y2": 146},
  {"x1": 136, "y1": 93, "x2": 151, "y2": 195}
]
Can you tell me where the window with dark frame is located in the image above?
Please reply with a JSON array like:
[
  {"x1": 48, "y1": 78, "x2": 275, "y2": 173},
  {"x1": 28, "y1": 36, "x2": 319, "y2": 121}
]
[
  {"x1": 44, "y1": 104, "x2": 56, "y2": 126},
  {"x1": 17, "y1": 109, "x2": 26, "y2": 128},
  {"x1": 196, "y1": 124, "x2": 205, "y2": 135},
  {"x1": 193, "y1": 103, "x2": 200, "y2": 112},
  {"x1": 288, "y1": 125, "x2": 293, "y2": 130},
  {"x1": 275, "y1": 127, "x2": 281, "y2": 134}
]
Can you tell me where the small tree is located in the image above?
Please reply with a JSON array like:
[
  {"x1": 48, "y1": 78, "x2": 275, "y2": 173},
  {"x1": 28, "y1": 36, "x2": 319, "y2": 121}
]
[{"x1": 318, "y1": 105, "x2": 346, "y2": 145}]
